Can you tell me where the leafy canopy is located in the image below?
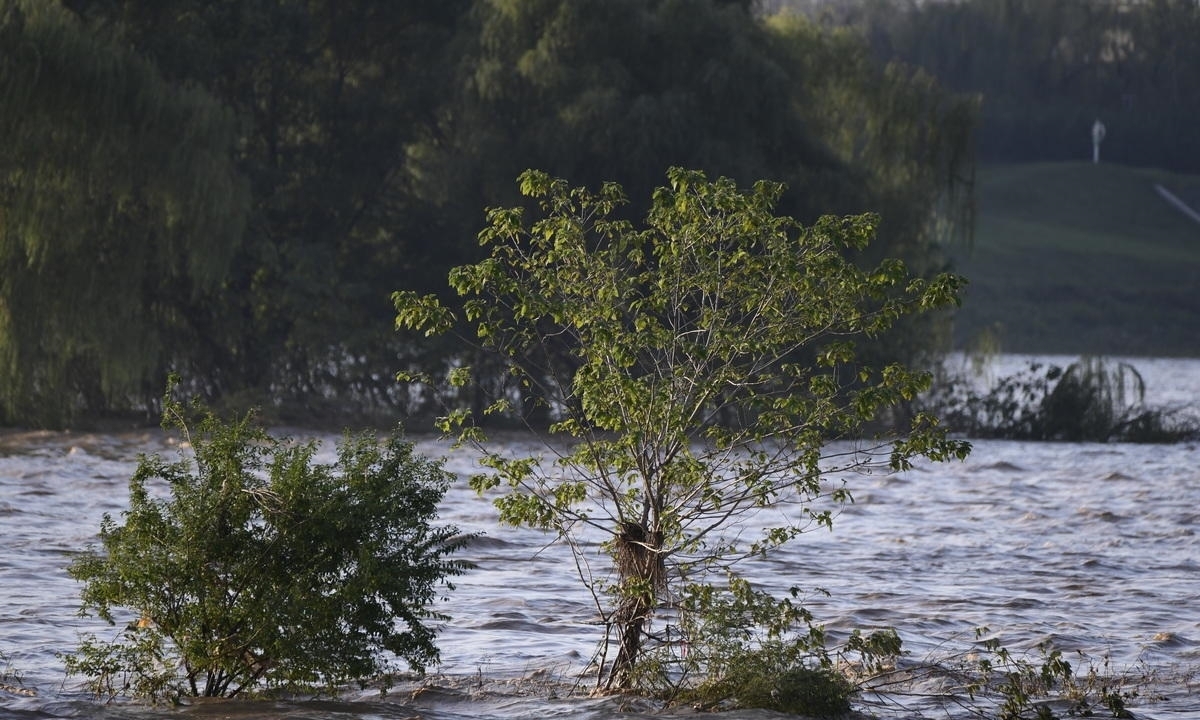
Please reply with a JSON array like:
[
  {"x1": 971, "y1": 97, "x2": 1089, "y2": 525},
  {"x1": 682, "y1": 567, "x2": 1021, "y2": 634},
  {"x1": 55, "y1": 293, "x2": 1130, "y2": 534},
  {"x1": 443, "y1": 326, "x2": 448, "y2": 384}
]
[
  {"x1": 1, "y1": 0, "x2": 976, "y2": 427},
  {"x1": 0, "y1": 1, "x2": 247, "y2": 425},
  {"x1": 395, "y1": 168, "x2": 970, "y2": 688},
  {"x1": 65, "y1": 389, "x2": 470, "y2": 701}
]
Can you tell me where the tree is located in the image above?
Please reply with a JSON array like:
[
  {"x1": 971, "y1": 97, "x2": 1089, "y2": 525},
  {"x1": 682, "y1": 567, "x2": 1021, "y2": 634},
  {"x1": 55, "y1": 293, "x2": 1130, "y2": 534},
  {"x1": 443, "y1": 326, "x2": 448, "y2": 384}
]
[
  {"x1": 65, "y1": 388, "x2": 470, "y2": 701},
  {"x1": 763, "y1": 12, "x2": 978, "y2": 367},
  {"x1": 3, "y1": 0, "x2": 973, "y2": 428},
  {"x1": 59, "y1": 0, "x2": 473, "y2": 419},
  {"x1": 408, "y1": 0, "x2": 864, "y2": 221},
  {"x1": 0, "y1": 0, "x2": 248, "y2": 425},
  {"x1": 408, "y1": 0, "x2": 975, "y2": 383},
  {"x1": 394, "y1": 168, "x2": 970, "y2": 691}
]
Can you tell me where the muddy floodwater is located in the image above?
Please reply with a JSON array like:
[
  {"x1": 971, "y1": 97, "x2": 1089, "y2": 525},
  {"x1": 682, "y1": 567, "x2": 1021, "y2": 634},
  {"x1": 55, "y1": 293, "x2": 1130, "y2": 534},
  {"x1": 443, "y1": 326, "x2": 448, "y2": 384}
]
[{"x1": 2, "y1": 355, "x2": 1198, "y2": 719}]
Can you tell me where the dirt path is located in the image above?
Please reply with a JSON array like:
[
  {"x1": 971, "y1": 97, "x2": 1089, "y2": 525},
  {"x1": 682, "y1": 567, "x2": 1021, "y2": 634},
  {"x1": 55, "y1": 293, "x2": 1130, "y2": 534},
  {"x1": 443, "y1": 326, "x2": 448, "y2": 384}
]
[{"x1": 1153, "y1": 183, "x2": 1200, "y2": 226}]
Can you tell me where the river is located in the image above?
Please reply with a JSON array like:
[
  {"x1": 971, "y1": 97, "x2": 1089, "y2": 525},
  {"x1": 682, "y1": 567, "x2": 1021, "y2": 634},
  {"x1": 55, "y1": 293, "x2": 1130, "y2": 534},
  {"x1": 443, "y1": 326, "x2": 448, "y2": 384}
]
[{"x1": 1, "y1": 355, "x2": 1197, "y2": 719}]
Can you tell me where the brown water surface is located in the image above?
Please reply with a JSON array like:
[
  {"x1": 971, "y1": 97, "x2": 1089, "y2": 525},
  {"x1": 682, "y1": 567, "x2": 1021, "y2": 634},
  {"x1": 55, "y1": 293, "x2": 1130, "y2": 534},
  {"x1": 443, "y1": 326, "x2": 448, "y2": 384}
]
[{"x1": 1, "y1": 355, "x2": 1197, "y2": 718}]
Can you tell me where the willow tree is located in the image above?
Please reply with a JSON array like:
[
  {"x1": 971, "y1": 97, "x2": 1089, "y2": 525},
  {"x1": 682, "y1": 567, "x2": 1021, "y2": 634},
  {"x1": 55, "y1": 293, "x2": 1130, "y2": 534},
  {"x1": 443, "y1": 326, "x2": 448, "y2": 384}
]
[
  {"x1": 57, "y1": 0, "x2": 473, "y2": 416},
  {"x1": 395, "y1": 168, "x2": 971, "y2": 690},
  {"x1": 0, "y1": 1, "x2": 247, "y2": 426}
]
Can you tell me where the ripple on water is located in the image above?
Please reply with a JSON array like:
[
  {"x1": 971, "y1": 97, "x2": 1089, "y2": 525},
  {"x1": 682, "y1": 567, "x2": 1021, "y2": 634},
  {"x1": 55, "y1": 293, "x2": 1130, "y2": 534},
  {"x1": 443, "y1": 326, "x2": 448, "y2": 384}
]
[
  {"x1": 972, "y1": 460, "x2": 1025, "y2": 472},
  {"x1": 3, "y1": 407, "x2": 1200, "y2": 719}
]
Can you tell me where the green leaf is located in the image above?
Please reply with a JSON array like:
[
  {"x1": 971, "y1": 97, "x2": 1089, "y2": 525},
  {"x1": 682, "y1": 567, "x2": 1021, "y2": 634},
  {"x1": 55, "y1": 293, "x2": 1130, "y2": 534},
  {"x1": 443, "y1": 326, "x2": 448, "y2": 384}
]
[{"x1": 390, "y1": 167, "x2": 970, "y2": 692}]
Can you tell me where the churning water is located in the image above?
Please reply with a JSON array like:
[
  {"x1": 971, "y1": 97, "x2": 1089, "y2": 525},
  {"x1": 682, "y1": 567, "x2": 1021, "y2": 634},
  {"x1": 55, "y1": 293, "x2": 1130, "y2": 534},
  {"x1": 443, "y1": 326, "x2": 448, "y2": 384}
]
[{"x1": 1, "y1": 355, "x2": 1197, "y2": 719}]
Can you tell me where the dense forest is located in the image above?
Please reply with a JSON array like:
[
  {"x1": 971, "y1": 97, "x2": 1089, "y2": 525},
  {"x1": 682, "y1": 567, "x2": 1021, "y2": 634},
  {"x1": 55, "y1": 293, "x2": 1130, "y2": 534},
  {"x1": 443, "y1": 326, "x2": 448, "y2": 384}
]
[
  {"x1": 1, "y1": 0, "x2": 1194, "y2": 427},
  {"x1": 0, "y1": 0, "x2": 975, "y2": 427}
]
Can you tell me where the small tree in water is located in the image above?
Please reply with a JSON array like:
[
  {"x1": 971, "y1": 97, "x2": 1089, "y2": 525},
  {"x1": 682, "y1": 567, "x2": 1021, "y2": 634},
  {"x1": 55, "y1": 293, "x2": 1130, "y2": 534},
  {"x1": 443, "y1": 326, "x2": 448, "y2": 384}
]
[
  {"x1": 65, "y1": 388, "x2": 470, "y2": 701},
  {"x1": 394, "y1": 168, "x2": 970, "y2": 692}
]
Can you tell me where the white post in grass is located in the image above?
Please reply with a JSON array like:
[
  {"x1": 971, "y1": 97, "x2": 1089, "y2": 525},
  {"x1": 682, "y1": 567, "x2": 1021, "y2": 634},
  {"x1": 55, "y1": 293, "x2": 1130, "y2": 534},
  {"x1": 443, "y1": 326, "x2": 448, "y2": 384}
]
[{"x1": 1092, "y1": 119, "x2": 1106, "y2": 164}]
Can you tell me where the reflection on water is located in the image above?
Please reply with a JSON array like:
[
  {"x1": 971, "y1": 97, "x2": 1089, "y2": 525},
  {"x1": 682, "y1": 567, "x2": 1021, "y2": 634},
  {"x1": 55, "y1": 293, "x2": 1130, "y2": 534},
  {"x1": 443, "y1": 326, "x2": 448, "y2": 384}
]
[{"x1": 1, "y1": 356, "x2": 1198, "y2": 718}]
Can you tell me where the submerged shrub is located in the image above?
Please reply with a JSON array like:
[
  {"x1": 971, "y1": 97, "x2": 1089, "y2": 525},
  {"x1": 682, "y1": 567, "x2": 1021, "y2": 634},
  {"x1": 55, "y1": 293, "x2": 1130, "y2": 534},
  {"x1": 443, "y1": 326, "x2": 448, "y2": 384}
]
[
  {"x1": 965, "y1": 630, "x2": 1146, "y2": 720},
  {"x1": 0, "y1": 650, "x2": 34, "y2": 698},
  {"x1": 65, "y1": 388, "x2": 471, "y2": 701},
  {"x1": 737, "y1": 665, "x2": 855, "y2": 717},
  {"x1": 655, "y1": 577, "x2": 893, "y2": 717},
  {"x1": 927, "y1": 357, "x2": 1198, "y2": 442},
  {"x1": 1040, "y1": 358, "x2": 1141, "y2": 441}
]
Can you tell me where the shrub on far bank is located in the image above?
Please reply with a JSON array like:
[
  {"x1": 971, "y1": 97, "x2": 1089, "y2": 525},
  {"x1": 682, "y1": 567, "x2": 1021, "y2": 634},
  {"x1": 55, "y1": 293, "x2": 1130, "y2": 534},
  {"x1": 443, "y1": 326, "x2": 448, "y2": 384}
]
[
  {"x1": 64, "y1": 387, "x2": 470, "y2": 702},
  {"x1": 925, "y1": 357, "x2": 1198, "y2": 443}
]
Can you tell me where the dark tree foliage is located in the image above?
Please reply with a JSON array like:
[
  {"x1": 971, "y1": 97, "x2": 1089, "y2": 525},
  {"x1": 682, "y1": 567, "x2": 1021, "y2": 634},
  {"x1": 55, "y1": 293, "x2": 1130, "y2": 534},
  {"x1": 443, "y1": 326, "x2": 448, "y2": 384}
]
[
  {"x1": 1, "y1": 0, "x2": 974, "y2": 426},
  {"x1": 0, "y1": 0, "x2": 247, "y2": 426},
  {"x1": 762, "y1": 12, "x2": 976, "y2": 370},
  {"x1": 411, "y1": 0, "x2": 853, "y2": 229},
  {"x1": 401, "y1": 0, "x2": 976, "y2": 410},
  {"x1": 59, "y1": 0, "x2": 472, "y2": 419}
]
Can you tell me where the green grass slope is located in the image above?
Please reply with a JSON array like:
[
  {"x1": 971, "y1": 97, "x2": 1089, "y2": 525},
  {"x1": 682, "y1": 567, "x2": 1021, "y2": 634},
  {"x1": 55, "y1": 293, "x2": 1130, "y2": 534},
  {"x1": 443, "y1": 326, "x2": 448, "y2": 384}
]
[{"x1": 950, "y1": 162, "x2": 1200, "y2": 357}]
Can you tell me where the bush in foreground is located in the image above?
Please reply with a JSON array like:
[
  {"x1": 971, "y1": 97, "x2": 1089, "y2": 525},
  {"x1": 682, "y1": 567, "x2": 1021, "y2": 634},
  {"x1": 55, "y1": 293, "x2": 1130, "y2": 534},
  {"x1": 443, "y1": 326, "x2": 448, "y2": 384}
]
[{"x1": 65, "y1": 390, "x2": 470, "y2": 701}]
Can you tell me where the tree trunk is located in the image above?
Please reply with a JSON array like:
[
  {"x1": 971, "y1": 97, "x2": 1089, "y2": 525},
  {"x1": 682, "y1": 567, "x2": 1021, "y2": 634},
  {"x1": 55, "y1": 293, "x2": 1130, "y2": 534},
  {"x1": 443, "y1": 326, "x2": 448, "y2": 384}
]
[
  {"x1": 606, "y1": 592, "x2": 653, "y2": 690},
  {"x1": 605, "y1": 522, "x2": 664, "y2": 691}
]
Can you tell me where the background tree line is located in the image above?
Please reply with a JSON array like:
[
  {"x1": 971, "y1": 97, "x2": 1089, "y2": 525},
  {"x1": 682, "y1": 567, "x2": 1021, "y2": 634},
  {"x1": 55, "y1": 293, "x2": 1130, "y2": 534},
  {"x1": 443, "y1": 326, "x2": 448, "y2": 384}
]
[
  {"x1": 0, "y1": 0, "x2": 974, "y2": 427},
  {"x1": 787, "y1": 0, "x2": 1200, "y2": 170}
]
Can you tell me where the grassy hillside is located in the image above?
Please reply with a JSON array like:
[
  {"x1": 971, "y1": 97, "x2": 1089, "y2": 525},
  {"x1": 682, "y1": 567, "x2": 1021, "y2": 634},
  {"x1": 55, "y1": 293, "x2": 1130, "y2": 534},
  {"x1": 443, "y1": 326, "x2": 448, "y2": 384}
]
[{"x1": 950, "y1": 162, "x2": 1200, "y2": 357}]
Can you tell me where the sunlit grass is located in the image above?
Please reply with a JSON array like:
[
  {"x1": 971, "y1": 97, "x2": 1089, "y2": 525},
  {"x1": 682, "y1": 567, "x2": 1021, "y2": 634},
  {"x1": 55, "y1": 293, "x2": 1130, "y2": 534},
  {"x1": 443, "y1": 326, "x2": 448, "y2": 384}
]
[{"x1": 951, "y1": 162, "x2": 1200, "y2": 356}]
